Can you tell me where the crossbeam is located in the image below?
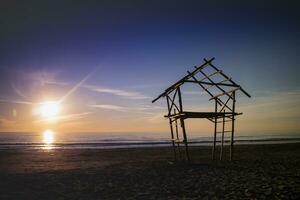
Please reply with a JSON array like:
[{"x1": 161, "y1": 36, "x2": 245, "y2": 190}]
[
  {"x1": 209, "y1": 87, "x2": 241, "y2": 100},
  {"x1": 198, "y1": 70, "x2": 222, "y2": 82},
  {"x1": 199, "y1": 69, "x2": 235, "y2": 101},
  {"x1": 165, "y1": 111, "x2": 239, "y2": 119},
  {"x1": 166, "y1": 89, "x2": 180, "y2": 115},
  {"x1": 203, "y1": 78, "x2": 234, "y2": 90},
  {"x1": 187, "y1": 71, "x2": 222, "y2": 106},
  {"x1": 184, "y1": 80, "x2": 238, "y2": 87},
  {"x1": 203, "y1": 58, "x2": 251, "y2": 98},
  {"x1": 152, "y1": 57, "x2": 215, "y2": 103},
  {"x1": 219, "y1": 96, "x2": 232, "y2": 112}
]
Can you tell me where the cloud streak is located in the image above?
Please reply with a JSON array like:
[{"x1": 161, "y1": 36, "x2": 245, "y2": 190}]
[
  {"x1": 35, "y1": 112, "x2": 93, "y2": 123},
  {"x1": 84, "y1": 85, "x2": 150, "y2": 99},
  {"x1": 43, "y1": 80, "x2": 149, "y2": 100},
  {"x1": 89, "y1": 104, "x2": 163, "y2": 114},
  {"x1": 58, "y1": 67, "x2": 99, "y2": 103},
  {"x1": 0, "y1": 99, "x2": 37, "y2": 105},
  {"x1": 89, "y1": 104, "x2": 129, "y2": 112}
]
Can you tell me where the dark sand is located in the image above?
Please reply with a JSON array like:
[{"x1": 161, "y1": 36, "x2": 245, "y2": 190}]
[{"x1": 0, "y1": 143, "x2": 300, "y2": 199}]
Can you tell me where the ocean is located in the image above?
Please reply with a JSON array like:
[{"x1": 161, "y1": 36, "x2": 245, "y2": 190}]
[{"x1": 0, "y1": 132, "x2": 299, "y2": 150}]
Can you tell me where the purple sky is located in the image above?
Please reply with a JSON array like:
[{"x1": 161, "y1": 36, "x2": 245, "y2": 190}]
[{"x1": 0, "y1": 0, "x2": 299, "y2": 135}]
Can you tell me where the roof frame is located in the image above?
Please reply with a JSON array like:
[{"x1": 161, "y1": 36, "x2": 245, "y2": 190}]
[{"x1": 152, "y1": 57, "x2": 251, "y2": 103}]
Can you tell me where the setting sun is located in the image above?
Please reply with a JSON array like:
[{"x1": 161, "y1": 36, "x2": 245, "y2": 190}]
[{"x1": 39, "y1": 102, "x2": 60, "y2": 118}]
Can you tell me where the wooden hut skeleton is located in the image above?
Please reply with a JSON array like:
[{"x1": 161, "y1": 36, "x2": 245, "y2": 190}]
[{"x1": 152, "y1": 58, "x2": 251, "y2": 161}]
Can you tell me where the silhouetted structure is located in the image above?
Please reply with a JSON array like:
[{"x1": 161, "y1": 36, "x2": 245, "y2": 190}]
[{"x1": 152, "y1": 58, "x2": 251, "y2": 161}]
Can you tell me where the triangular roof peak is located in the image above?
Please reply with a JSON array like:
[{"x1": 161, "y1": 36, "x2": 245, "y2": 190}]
[{"x1": 152, "y1": 57, "x2": 251, "y2": 103}]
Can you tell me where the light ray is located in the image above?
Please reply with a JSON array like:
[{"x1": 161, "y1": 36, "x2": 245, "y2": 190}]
[{"x1": 58, "y1": 67, "x2": 99, "y2": 103}]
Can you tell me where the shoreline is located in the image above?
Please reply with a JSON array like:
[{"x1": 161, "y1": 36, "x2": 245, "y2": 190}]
[{"x1": 0, "y1": 137, "x2": 300, "y2": 150}]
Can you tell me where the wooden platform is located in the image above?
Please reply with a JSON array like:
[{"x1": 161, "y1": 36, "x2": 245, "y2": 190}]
[{"x1": 164, "y1": 111, "x2": 240, "y2": 119}]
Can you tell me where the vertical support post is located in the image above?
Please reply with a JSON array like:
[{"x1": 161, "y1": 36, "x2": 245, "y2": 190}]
[
  {"x1": 174, "y1": 109, "x2": 181, "y2": 159},
  {"x1": 167, "y1": 96, "x2": 177, "y2": 161},
  {"x1": 177, "y1": 87, "x2": 190, "y2": 162},
  {"x1": 230, "y1": 91, "x2": 236, "y2": 161},
  {"x1": 220, "y1": 110, "x2": 225, "y2": 161},
  {"x1": 212, "y1": 99, "x2": 218, "y2": 160}
]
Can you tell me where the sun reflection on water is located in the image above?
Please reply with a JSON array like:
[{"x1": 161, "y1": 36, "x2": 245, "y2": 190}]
[{"x1": 42, "y1": 129, "x2": 55, "y2": 150}]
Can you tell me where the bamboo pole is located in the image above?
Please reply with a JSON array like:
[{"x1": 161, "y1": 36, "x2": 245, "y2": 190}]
[
  {"x1": 167, "y1": 96, "x2": 177, "y2": 160},
  {"x1": 212, "y1": 99, "x2": 218, "y2": 160},
  {"x1": 220, "y1": 110, "x2": 225, "y2": 161},
  {"x1": 174, "y1": 109, "x2": 181, "y2": 159},
  {"x1": 230, "y1": 91, "x2": 236, "y2": 161},
  {"x1": 178, "y1": 87, "x2": 190, "y2": 162},
  {"x1": 187, "y1": 71, "x2": 222, "y2": 106},
  {"x1": 203, "y1": 58, "x2": 251, "y2": 98},
  {"x1": 152, "y1": 58, "x2": 215, "y2": 103}
]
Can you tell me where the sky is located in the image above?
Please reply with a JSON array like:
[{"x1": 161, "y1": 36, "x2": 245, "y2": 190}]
[{"x1": 0, "y1": 0, "x2": 299, "y2": 136}]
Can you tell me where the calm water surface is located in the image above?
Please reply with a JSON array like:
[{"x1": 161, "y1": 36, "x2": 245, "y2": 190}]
[{"x1": 0, "y1": 131, "x2": 299, "y2": 150}]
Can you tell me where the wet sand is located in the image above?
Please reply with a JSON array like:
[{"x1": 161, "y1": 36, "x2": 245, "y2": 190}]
[{"x1": 0, "y1": 143, "x2": 300, "y2": 199}]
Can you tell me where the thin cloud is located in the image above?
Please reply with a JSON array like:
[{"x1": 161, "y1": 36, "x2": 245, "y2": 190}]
[
  {"x1": 43, "y1": 80, "x2": 149, "y2": 100},
  {"x1": 183, "y1": 91, "x2": 209, "y2": 95},
  {"x1": 43, "y1": 80, "x2": 69, "y2": 86},
  {"x1": 28, "y1": 70, "x2": 62, "y2": 86},
  {"x1": 89, "y1": 104, "x2": 128, "y2": 112},
  {"x1": 84, "y1": 85, "x2": 150, "y2": 99},
  {"x1": 134, "y1": 111, "x2": 167, "y2": 123},
  {"x1": 0, "y1": 99, "x2": 37, "y2": 105},
  {"x1": 58, "y1": 67, "x2": 99, "y2": 103},
  {"x1": 35, "y1": 112, "x2": 93, "y2": 123},
  {"x1": 239, "y1": 89, "x2": 300, "y2": 109},
  {"x1": 89, "y1": 104, "x2": 158, "y2": 114},
  {"x1": 27, "y1": 67, "x2": 99, "y2": 103},
  {"x1": 11, "y1": 83, "x2": 28, "y2": 99}
]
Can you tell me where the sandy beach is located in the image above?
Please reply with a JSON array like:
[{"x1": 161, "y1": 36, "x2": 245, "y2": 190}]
[{"x1": 0, "y1": 143, "x2": 299, "y2": 199}]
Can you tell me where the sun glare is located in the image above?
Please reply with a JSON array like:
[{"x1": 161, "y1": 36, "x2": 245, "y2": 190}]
[
  {"x1": 43, "y1": 129, "x2": 54, "y2": 144},
  {"x1": 39, "y1": 101, "x2": 60, "y2": 118}
]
